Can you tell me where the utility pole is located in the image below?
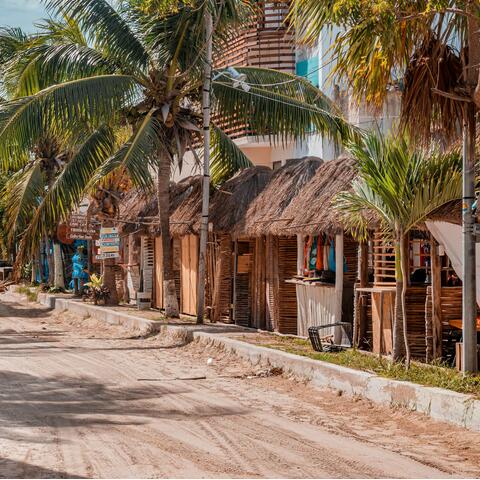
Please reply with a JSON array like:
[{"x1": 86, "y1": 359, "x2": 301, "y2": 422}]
[
  {"x1": 462, "y1": 1, "x2": 479, "y2": 373},
  {"x1": 196, "y1": 9, "x2": 213, "y2": 324}
]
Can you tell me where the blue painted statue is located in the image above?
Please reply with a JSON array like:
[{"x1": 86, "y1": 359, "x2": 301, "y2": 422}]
[{"x1": 70, "y1": 245, "x2": 89, "y2": 293}]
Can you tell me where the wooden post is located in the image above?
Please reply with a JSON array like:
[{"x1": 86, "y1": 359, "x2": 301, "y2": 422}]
[
  {"x1": 335, "y1": 232, "x2": 344, "y2": 344},
  {"x1": 431, "y1": 236, "x2": 443, "y2": 359},
  {"x1": 232, "y1": 240, "x2": 238, "y2": 324},
  {"x1": 297, "y1": 234, "x2": 304, "y2": 276}
]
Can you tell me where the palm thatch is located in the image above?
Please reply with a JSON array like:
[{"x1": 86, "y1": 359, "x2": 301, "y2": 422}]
[
  {"x1": 209, "y1": 165, "x2": 273, "y2": 235},
  {"x1": 117, "y1": 176, "x2": 203, "y2": 236},
  {"x1": 274, "y1": 155, "x2": 358, "y2": 236},
  {"x1": 401, "y1": 36, "x2": 464, "y2": 144},
  {"x1": 427, "y1": 200, "x2": 462, "y2": 225},
  {"x1": 241, "y1": 156, "x2": 323, "y2": 236},
  {"x1": 117, "y1": 188, "x2": 156, "y2": 235},
  {"x1": 169, "y1": 175, "x2": 203, "y2": 236}
]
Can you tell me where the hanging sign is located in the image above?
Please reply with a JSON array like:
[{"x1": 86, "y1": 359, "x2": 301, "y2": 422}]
[
  {"x1": 67, "y1": 214, "x2": 100, "y2": 240},
  {"x1": 98, "y1": 227, "x2": 120, "y2": 256},
  {"x1": 95, "y1": 252, "x2": 120, "y2": 260}
]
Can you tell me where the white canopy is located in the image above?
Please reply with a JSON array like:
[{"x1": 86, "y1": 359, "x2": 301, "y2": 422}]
[{"x1": 426, "y1": 220, "x2": 480, "y2": 306}]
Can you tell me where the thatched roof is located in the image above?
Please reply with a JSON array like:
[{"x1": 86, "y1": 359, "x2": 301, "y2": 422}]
[
  {"x1": 209, "y1": 165, "x2": 273, "y2": 235},
  {"x1": 170, "y1": 175, "x2": 203, "y2": 236},
  {"x1": 117, "y1": 189, "x2": 156, "y2": 234},
  {"x1": 241, "y1": 156, "x2": 323, "y2": 236},
  {"x1": 274, "y1": 155, "x2": 359, "y2": 236},
  {"x1": 117, "y1": 176, "x2": 203, "y2": 236},
  {"x1": 427, "y1": 200, "x2": 462, "y2": 225}
]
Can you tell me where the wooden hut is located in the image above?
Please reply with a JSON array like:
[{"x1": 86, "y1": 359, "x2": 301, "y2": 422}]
[
  {"x1": 273, "y1": 156, "x2": 359, "y2": 338},
  {"x1": 208, "y1": 166, "x2": 273, "y2": 324},
  {"x1": 238, "y1": 157, "x2": 324, "y2": 333},
  {"x1": 117, "y1": 176, "x2": 203, "y2": 315},
  {"x1": 117, "y1": 190, "x2": 155, "y2": 304}
]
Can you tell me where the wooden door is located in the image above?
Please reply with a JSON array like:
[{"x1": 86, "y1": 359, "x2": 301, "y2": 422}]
[
  {"x1": 154, "y1": 237, "x2": 163, "y2": 309},
  {"x1": 180, "y1": 235, "x2": 199, "y2": 315}
]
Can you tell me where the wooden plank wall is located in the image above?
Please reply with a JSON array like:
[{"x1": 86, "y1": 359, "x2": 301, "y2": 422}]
[
  {"x1": 277, "y1": 236, "x2": 298, "y2": 334},
  {"x1": 344, "y1": 237, "x2": 358, "y2": 286},
  {"x1": 234, "y1": 240, "x2": 253, "y2": 327},
  {"x1": 141, "y1": 236, "x2": 155, "y2": 296},
  {"x1": 266, "y1": 235, "x2": 279, "y2": 331},
  {"x1": 180, "y1": 235, "x2": 198, "y2": 316},
  {"x1": 173, "y1": 238, "x2": 182, "y2": 307},
  {"x1": 251, "y1": 237, "x2": 267, "y2": 330},
  {"x1": 426, "y1": 286, "x2": 463, "y2": 361},
  {"x1": 212, "y1": 235, "x2": 233, "y2": 323},
  {"x1": 406, "y1": 286, "x2": 429, "y2": 359}
]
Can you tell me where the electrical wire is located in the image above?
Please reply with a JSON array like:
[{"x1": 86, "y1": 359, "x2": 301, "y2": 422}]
[
  {"x1": 212, "y1": 81, "x2": 400, "y2": 128},
  {"x1": 212, "y1": 54, "x2": 340, "y2": 88}
]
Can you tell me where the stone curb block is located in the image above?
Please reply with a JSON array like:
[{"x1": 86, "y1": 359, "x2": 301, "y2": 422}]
[
  {"x1": 14, "y1": 290, "x2": 480, "y2": 432},
  {"x1": 190, "y1": 332, "x2": 480, "y2": 432},
  {"x1": 54, "y1": 298, "x2": 163, "y2": 334}
]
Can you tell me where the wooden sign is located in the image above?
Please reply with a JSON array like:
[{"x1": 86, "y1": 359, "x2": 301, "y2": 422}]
[{"x1": 67, "y1": 214, "x2": 100, "y2": 240}]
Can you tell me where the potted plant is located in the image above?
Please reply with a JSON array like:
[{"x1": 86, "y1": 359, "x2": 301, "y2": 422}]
[{"x1": 84, "y1": 274, "x2": 110, "y2": 306}]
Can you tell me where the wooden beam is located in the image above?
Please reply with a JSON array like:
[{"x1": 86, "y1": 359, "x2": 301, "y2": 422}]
[{"x1": 297, "y1": 234, "x2": 304, "y2": 276}]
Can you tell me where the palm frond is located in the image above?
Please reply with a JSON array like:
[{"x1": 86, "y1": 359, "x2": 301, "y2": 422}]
[
  {"x1": 15, "y1": 125, "x2": 116, "y2": 261},
  {"x1": 336, "y1": 131, "x2": 464, "y2": 241},
  {"x1": 212, "y1": 68, "x2": 356, "y2": 146},
  {"x1": 90, "y1": 110, "x2": 162, "y2": 190},
  {"x1": 1, "y1": 162, "x2": 44, "y2": 245},
  {"x1": 0, "y1": 75, "x2": 140, "y2": 159},
  {"x1": 15, "y1": 42, "x2": 116, "y2": 97},
  {"x1": 210, "y1": 125, "x2": 253, "y2": 185},
  {"x1": 44, "y1": 0, "x2": 149, "y2": 73}
]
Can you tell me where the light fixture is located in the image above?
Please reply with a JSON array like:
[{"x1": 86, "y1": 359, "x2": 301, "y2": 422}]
[{"x1": 227, "y1": 67, "x2": 247, "y2": 82}]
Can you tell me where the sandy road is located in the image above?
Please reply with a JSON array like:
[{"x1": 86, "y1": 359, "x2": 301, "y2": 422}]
[{"x1": 0, "y1": 298, "x2": 480, "y2": 478}]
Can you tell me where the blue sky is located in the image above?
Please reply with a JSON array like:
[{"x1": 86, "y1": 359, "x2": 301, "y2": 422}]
[{"x1": 1, "y1": 0, "x2": 47, "y2": 31}]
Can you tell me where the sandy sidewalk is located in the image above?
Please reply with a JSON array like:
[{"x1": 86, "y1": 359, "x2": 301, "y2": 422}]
[{"x1": 0, "y1": 296, "x2": 479, "y2": 478}]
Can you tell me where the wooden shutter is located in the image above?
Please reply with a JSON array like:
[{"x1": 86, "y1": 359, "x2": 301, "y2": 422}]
[{"x1": 141, "y1": 236, "x2": 154, "y2": 296}]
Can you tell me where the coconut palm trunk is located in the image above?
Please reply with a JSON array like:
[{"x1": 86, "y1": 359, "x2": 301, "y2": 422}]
[
  {"x1": 53, "y1": 240, "x2": 65, "y2": 289},
  {"x1": 392, "y1": 234, "x2": 405, "y2": 361},
  {"x1": 400, "y1": 231, "x2": 411, "y2": 368},
  {"x1": 101, "y1": 220, "x2": 119, "y2": 306},
  {"x1": 157, "y1": 154, "x2": 179, "y2": 318},
  {"x1": 103, "y1": 257, "x2": 118, "y2": 305}
]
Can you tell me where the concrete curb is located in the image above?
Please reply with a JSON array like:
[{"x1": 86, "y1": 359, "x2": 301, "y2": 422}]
[
  {"x1": 54, "y1": 297, "x2": 163, "y2": 334},
  {"x1": 5, "y1": 288, "x2": 480, "y2": 432}
]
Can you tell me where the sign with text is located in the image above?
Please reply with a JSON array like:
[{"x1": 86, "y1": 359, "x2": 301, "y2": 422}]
[
  {"x1": 67, "y1": 214, "x2": 100, "y2": 240},
  {"x1": 99, "y1": 227, "x2": 120, "y2": 256},
  {"x1": 95, "y1": 252, "x2": 120, "y2": 260}
]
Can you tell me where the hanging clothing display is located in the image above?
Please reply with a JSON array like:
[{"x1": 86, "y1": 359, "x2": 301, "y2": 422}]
[{"x1": 302, "y1": 235, "x2": 347, "y2": 280}]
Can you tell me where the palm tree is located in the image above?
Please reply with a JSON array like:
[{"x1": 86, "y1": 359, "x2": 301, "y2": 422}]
[
  {"x1": 0, "y1": 0, "x2": 353, "y2": 316},
  {"x1": 0, "y1": 24, "x2": 118, "y2": 290},
  {"x1": 335, "y1": 133, "x2": 463, "y2": 365},
  {"x1": 290, "y1": 0, "x2": 480, "y2": 371}
]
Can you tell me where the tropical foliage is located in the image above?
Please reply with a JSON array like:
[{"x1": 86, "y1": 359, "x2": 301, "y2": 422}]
[
  {"x1": 335, "y1": 132, "x2": 463, "y2": 364},
  {"x1": 290, "y1": 0, "x2": 479, "y2": 143},
  {"x1": 0, "y1": 0, "x2": 354, "y2": 314}
]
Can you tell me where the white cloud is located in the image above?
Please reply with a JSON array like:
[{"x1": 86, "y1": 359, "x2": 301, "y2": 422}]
[{"x1": 0, "y1": 0, "x2": 46, "y2": 30}]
